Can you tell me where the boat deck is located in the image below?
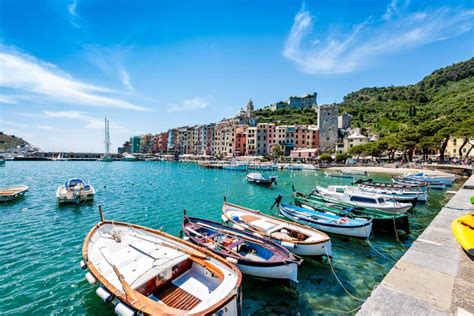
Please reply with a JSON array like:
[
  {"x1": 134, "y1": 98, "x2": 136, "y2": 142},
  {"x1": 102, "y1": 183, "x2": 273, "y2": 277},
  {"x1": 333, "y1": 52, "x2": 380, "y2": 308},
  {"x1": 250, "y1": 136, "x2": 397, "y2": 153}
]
[{"x1": 154, "y1": 284, "x2": 202, "y2": 311}]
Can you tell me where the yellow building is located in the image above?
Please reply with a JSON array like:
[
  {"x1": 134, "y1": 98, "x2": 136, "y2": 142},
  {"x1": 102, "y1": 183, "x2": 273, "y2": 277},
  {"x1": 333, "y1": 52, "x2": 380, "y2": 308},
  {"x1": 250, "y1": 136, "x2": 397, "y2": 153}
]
[{"x1": 445, "y1": 138, "x2": 474, "y2": 158}]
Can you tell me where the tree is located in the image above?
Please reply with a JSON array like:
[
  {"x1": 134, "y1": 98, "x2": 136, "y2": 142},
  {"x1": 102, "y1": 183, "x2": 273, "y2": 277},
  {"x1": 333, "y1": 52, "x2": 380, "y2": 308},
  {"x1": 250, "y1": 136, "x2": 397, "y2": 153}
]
[
  {"x1": 319, "y1": 153, "x2": 333, "y2": 163},
  {"x1": 271, "y1": 144, "x2": 284, "y2": 162},
  {"x1": 335, "y1": 153, "x2": 349, "y2": 163}
]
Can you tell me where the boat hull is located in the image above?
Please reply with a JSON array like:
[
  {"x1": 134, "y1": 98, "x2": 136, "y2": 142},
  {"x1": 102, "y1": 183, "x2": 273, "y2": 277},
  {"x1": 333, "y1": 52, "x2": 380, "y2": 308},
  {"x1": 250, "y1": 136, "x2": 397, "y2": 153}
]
[
  {"x1": 237, "y1": 261, "x2": 299, "y2": 283},
  {"x1": 451, "y1": 213, "x2": 474, "y2": 256},
  {"x1": 278, "y1": 206, "x2": 372, "y2": 238}
]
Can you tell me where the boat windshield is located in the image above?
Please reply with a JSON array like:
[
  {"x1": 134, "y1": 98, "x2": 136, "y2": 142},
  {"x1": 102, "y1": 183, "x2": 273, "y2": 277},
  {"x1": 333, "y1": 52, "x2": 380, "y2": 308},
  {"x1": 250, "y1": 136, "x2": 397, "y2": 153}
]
[
  {"x1": 377, "y1": 198, "x2": 385, "y2": 204},
  {"x1": 65, "y1": 178, "x2": 85, "y2": 187}
]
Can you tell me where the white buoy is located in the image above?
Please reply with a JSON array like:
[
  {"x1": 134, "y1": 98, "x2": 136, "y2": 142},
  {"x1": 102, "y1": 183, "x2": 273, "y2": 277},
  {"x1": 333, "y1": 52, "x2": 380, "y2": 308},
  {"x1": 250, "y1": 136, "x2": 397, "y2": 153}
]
[
  {"x1": 85, "y1": 272, "x2": 96, "y2": 285},
  {"x1": 79, "y1": 260, "x2": 87, "y2": 270},
  {"x1": 115, "y1": 302, "x2": 135, "y2": 316},
  {"x1": 96, "y1": 287, "x2": 113, "y2": 302}
]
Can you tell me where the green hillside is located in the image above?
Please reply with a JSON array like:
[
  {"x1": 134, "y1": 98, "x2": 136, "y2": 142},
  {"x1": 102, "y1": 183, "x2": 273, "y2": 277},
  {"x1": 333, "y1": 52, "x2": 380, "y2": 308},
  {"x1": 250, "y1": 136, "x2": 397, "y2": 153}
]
[
  {"x1": 254, "y1": 58, "x2": 474, "y2": 159},
  {"x1": 0, "y1": 132, "x2": 30, "y2": 151}
]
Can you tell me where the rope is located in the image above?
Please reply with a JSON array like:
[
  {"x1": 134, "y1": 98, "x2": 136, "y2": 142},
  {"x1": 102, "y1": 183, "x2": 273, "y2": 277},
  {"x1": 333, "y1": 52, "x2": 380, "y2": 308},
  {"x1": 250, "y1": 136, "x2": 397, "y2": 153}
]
[
  {"x1": 392, "y1": 217, "x2": 406, "y2": 249},
  {"x1": 325, "y1": 248, "x2": 365, "y2": 302},
  {"x1": 366, "y1": 239, "x2": 398, "y2": 262},
  {"x1": 317, "y1": 303, "x2": 364, "y2": 314}
]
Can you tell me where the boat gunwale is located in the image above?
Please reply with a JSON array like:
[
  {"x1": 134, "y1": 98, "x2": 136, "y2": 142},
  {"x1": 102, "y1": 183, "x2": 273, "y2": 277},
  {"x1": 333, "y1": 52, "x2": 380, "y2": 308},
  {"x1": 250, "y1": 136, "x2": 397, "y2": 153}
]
[
  {"x1": 82, "y1": 220, "x2": 242, "y2": 315},
  {"x1": 222, "y1": 201, "x2": 330, "y2": 246}
]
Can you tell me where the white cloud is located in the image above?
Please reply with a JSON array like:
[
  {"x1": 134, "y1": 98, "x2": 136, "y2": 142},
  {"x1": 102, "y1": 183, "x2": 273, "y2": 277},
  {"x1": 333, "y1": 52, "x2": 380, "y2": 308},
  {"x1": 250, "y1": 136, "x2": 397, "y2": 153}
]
[
  {"x1": 0, "y1": 95, "x2": 18, "y2": 104},
  {"x1": 119, "y1": 68, "x2": 133, "y2": 91},
  {"x1": 37, "y1": 125, "x2": 57, "y2": 131},
  {"x1": 0, "y1": 46, "x2": 148, "y2": 111},
  {"x1": 68, "y1": 0, "x2": 80, "y2": 28},
  {"x1": 0, "y1": 120, "x2": 28, "y2": 128},
  {"x1": 83, "y1": 44, "x2": 134, "y2": 91},
  {"x1": 283, "y1": 3, "x2": 474, "y2": 74},
  {"x1": 42, "y1": 110, "x2": 126, "y2": 131},
  {"x1": 167, "y1": 98, "x2": 209, "y2": 112}
]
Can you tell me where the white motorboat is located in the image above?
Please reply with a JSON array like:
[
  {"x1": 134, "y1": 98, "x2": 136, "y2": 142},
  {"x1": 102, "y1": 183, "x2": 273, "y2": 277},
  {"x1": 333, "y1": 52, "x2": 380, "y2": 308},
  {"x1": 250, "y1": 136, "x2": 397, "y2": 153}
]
[
  {"x1": 404, "y1": 172, "x2": 455, "y2": 186},
  {"x1": 0, "y1": 185, "x2": 28, "y2": 202},
  {"x1": 315, "y1": 185, "x2": 412, "y2": 214},
  {"x1": 392, "y1": 176, "x2": 445, "y2": 190},
  {"x1": 56, "y1": 178, "x2": 95, "y2": 204},
  {"x1": 82, "y1": 216, "x2": 242, "y2": 315},
  {"x1": 246, "y1": 172, "x2": 277, "y2": 187},
  {"x1": 122, "y1": 153, "x2": 137, "y2": 161},
  {"x1": 354, "y1": 184, "x2": 428, "y2": 202},
  {"x1": 221, "y1": 201, "x2": 332, "y2": 257}
]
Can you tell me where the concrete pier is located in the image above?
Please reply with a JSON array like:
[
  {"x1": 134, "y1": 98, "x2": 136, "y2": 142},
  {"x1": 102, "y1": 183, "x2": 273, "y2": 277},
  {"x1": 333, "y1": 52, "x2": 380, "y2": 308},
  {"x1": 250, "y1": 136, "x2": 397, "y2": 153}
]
[{"x1": 358, "y1": 176, "x2": 474, "y2": 315}]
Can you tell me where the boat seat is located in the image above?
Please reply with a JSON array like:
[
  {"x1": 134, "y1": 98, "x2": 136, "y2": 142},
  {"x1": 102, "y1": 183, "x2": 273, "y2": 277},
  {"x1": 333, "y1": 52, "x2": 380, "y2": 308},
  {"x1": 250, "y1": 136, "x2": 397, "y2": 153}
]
[
  {"x1": 155, "y1": 284, "x2": 202, "y2": 311},
  {"x1": 240, "y1": 215, "x2": 261, "y2": 223},
  {"x1": 227, "y1": 239, "x2": 244, "y2": 250}
]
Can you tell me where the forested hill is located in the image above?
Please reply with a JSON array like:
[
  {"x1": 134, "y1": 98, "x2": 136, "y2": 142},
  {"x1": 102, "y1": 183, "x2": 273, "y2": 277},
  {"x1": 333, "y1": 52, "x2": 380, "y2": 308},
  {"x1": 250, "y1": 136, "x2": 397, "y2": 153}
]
[
  {"x1": 0, "y1": 132, "x2": 31, "y2": 151},
  {"x1": 339, "y1": 57, "x2": 474, "y2": 137}
]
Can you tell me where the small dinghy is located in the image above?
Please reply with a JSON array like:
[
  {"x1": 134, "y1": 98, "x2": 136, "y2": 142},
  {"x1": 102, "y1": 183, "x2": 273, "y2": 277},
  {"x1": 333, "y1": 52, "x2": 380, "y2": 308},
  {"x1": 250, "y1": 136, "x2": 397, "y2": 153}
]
[
  {"x1": 246, "y1": 172, "x2": 277, "y2": 188},
  {"x1": 183, "y1": 215, "x2": 302, "y2": 283},
  {"x1": 56, "y1": 178, "x2": 95, "y2": 204},
  {"x1": 82, "y1": 208, "x2": 242, "y2": 315},
  {"x1": 0, "y1": 185, "x2": 28, "y2": 202},
  {"x1": 221, "y1": 201, "x2": 332, "y2": 257},
  {"x1": 277, "y1": 203, "x2": 373, "y2": 239},
  {"x1": 324, "y1": 172, "x2": 354, "y2": 179}
]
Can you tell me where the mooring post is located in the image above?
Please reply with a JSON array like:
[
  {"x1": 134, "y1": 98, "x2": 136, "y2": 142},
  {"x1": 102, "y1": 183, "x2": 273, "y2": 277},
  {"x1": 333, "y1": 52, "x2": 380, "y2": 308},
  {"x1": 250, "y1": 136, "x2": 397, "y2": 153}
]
[{"x1": 99, "y1": 205, "x2": 104, "y2": 222}]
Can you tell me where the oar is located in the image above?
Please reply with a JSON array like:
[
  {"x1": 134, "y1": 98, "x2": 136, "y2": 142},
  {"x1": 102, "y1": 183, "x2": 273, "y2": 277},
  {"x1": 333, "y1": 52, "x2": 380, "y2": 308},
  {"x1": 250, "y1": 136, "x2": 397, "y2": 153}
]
[
  {"x1": 192, "y1": 221, "x2": 267, "y2": 247},
  {"x1": 111, "y1": 265, "x2": 138, "y2": 304},
  {"x1": 131, "y1": 232, "x2": 206, "y2": 259},
  {"x1": 184, "y1": 226, "x2": 244, "y2": 259}
]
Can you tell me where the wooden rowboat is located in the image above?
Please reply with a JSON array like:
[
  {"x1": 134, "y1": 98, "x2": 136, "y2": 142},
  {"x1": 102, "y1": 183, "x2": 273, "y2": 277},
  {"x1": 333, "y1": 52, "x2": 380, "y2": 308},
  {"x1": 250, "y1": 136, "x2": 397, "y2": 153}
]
[
  {"x1": 183, "y1": 215, "x2": 303, "y2": 283},
  {"x1": 221, "y1": 201, "x2": 332, "y2": 257},
  {"x1": 82, "y1": 211, "x2": 242, "y2": 315},
  {"x1": 0, "y1": 185, "x2": 28, "y2": 202}
]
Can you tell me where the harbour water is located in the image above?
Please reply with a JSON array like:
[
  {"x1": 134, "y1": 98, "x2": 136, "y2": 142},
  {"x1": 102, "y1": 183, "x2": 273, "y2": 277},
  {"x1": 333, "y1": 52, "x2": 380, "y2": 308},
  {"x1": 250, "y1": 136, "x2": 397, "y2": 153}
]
[{"x1": 0, "y1": 161, "x2": 457, "y2": 315}]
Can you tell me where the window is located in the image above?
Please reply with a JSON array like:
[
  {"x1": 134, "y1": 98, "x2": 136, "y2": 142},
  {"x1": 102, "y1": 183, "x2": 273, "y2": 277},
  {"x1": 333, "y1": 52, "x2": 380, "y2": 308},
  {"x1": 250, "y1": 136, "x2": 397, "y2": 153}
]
[{"x1": 350, "y1": 196, "x2": 377, "y2": 204}]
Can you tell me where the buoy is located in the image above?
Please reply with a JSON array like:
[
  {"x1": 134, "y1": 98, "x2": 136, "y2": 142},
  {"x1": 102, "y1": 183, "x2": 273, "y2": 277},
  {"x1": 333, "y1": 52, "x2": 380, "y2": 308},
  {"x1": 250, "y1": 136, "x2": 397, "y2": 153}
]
[
  {"x1": 96, "y1": 287, "x2": 113, "y2": 303},
  {"x1": 281, "y1": 241, "x2": 296, "y2": 249},
  {"x1": 226, "y1": 257, "x2": 238, "y2": 264},
  {"x1": 114, "y1": 302, "x2": 135, "y2": 316},
  {"x1": 79, "y1": 260, "x2": 87, "y2": 270},
  {"x1": 85, "y1": 272, "x2": 96, "y2": 285}
]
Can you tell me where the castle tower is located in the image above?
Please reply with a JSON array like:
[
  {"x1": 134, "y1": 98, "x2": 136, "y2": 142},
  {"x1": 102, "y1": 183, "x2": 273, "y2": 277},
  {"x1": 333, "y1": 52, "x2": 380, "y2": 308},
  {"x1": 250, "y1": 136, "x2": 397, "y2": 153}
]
[
  {"x1": 246, "y1": 99, "x2": 254, "y2": 117},
  {"x1": 317, "y1": 104, "x2": 339, "y2": 152}
]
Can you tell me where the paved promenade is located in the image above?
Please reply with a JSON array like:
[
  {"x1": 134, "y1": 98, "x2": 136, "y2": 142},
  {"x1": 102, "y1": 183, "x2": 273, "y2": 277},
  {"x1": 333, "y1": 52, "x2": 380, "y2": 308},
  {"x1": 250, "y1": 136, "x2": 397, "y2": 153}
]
[{"x1": 358, "y1": 176, "x2": 474, "y2": 316}]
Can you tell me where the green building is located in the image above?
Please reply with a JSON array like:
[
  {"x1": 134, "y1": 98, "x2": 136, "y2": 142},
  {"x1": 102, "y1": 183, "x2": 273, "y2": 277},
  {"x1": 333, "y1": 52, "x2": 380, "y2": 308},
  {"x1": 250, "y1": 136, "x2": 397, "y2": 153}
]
[{"x1": 131, "y1": 136, "x2": 141, "y2": 153}]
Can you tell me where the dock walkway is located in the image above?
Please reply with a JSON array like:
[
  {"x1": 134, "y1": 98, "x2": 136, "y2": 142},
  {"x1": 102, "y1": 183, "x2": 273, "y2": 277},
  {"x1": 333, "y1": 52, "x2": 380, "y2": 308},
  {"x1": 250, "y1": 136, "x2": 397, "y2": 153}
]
[{"x1": 358, "y1": 176, "x2": 474, "y2": 315}]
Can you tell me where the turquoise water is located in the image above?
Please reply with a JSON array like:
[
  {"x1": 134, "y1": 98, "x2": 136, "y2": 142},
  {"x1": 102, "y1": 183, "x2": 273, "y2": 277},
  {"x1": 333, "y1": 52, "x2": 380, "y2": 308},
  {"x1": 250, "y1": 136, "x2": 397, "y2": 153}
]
[{"x1": 0, "y1": 162, "x2": 456, "y2": 315}]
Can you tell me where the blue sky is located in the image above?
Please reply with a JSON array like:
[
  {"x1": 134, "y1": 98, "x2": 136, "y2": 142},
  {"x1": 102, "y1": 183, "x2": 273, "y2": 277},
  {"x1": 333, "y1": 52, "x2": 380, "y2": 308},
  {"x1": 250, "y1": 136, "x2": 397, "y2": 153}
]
[{"x1": 0, "y1": 0, "x2": 473, "y2": 152}]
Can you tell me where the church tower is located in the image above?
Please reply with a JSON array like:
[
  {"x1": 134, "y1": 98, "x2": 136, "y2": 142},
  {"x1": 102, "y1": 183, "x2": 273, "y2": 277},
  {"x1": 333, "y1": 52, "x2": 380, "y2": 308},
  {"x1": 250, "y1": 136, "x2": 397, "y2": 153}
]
[
  {"x1": 317, "y1": 104, "x2": 339, "y2": 152},
  {"x1": 246, "y1": 99, "x2": 254, "y2": 117}
]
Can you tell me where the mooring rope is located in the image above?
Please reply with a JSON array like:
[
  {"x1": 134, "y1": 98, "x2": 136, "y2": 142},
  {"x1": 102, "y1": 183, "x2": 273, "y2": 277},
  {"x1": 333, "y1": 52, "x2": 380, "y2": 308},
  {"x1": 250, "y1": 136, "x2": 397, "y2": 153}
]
[
  {"x1": 325, "y1": 248, "x2": 365, "y2": 302},
  {"x1": 392, "y1": 217, "x2": 406, "y2": 249},
  {"x1": 365, "y1": 239, "x2": 398, "y2": 262}
]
